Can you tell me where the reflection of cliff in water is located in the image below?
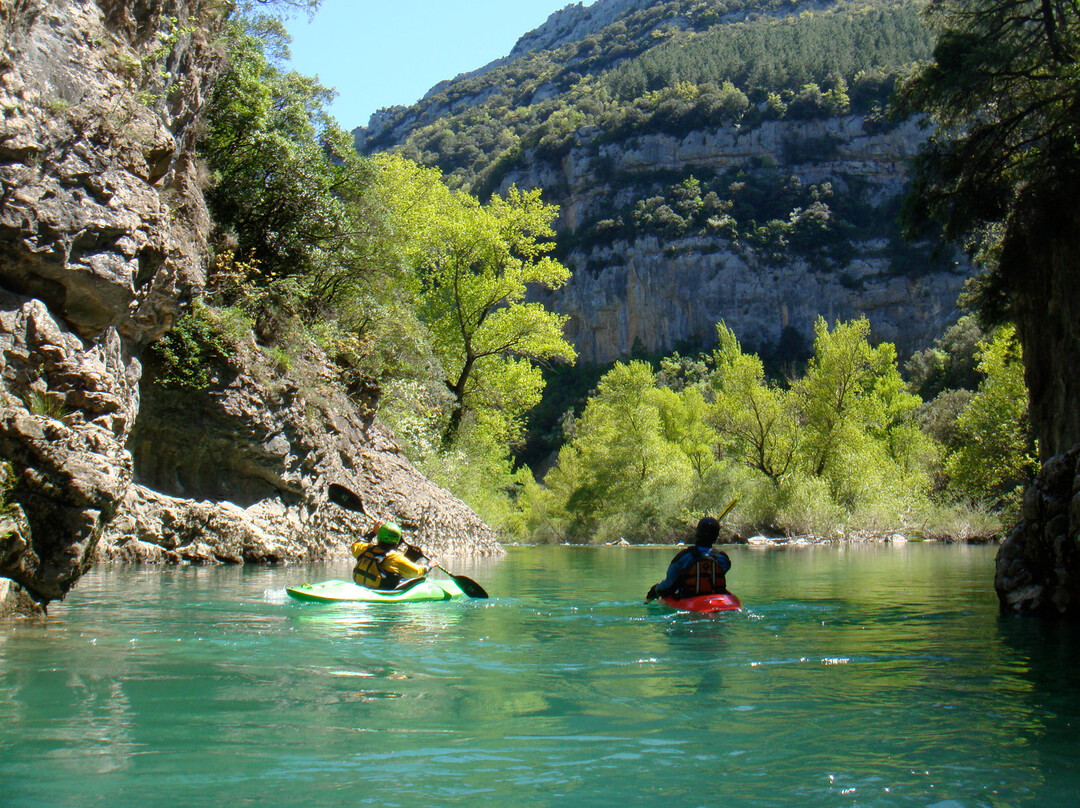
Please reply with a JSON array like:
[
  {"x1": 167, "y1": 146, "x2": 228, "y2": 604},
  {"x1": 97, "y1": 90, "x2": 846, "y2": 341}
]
[{"x1": 994, "y1": 616, "x2": 1080, "y2": 793}]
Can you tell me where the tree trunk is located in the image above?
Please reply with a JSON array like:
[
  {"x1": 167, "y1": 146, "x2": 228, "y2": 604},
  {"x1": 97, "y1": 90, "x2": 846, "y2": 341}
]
[{"x1": 442, "y1": 357, "x2": 475, "y2": 447}]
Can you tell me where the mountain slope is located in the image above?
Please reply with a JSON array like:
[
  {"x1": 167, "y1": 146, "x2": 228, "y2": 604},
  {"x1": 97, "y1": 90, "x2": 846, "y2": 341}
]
[{"x1": 354, "y1": 0, "x2": 963, "y2": 366}]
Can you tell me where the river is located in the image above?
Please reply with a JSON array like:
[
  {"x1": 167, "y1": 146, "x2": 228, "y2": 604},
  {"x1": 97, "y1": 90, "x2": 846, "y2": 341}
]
[{"x1": 1, "y1": 543, "x2": 1078, "y2": 807}]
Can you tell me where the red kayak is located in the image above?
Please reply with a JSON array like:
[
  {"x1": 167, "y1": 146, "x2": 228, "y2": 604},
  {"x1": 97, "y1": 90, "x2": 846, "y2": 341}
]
[{"x1": 661, "y1": 592, "x2": 742, "y2": 613}]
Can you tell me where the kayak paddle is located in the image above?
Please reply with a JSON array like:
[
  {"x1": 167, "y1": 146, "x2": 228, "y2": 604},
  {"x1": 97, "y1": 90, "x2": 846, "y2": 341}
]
[
  {"x1": 431, "y1": 562, "x2": 489, "y2": 599},
  {"x1": 327, "y1": 481, "x2": 490, "y2": 598},
  {"x1": 717, "y1": 497, "x2": 738, "y2": 521}
]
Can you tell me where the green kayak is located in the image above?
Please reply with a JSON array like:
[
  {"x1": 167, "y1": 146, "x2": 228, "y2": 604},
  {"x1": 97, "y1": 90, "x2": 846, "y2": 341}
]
[{"x1": 286, "y1": 578, "x2": 466, "y2": 603}]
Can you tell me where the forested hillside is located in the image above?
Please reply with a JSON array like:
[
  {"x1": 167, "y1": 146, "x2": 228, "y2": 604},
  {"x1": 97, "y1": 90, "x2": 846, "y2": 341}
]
[
  {"x1": 355, "y1": 0, "x2": 961, "y2": 379},
  {"x1": 359, "y1": 0, "x2": 931, "y2": 193}
]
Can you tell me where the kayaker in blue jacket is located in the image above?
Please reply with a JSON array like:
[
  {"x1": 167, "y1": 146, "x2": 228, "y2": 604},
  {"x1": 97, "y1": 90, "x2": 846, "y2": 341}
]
[{"x1": 645, "y1": 516, "x2": 731, "y2": 601}]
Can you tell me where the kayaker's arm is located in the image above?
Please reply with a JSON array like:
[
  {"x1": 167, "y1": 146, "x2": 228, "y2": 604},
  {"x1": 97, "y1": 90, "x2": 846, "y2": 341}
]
[
  {"x1": 402, "y1": 541, "x2": 429, "y2": 563},
  {"x1": 384, "y1": 551, "x2": 427, "y2": 579},
  {"x1": 646, "y1": 548, "x2": 697, "y2": 601}
]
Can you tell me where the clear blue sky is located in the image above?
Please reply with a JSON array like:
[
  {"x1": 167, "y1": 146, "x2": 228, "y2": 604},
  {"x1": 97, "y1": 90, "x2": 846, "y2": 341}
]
[{"x1": 284, "y1": 0, "x2": 595, "y2": 131}]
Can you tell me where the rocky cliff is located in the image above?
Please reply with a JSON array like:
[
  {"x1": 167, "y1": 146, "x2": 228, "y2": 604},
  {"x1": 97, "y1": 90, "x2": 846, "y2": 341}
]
[
  {"x1": 499, "y1": 115, "x2": 967, "y2": 364},
  {"x1": 995, "y1": 446, "x2": 1080, "y2": 617},
  {"x1": 0, "y1": 0, "x2": 501, "y2": 616},
  {"x1": 100, "y1": 338, "x2": 501, "y2": 566},
  {"x1": 508, "y1": 0, "x2": 656, "y2": 59},
  {"x1": 0, "y1": 0, "x2": 222, "y2": 612}
]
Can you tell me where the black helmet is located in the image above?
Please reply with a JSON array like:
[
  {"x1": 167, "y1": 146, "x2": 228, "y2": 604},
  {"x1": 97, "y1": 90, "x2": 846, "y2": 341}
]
[{"x1": 695, "y1": 516, "x2": 720, "y2": 546}]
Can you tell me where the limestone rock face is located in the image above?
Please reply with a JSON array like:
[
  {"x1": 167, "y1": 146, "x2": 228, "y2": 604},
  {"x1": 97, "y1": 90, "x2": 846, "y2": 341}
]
[
  {"x1": 502, "y1": 117, "x2": 969, "y2": 364},
  {"x1": 0, "y1": 0, "x2": 223, "y2": 606},
  {"x1": 995, "y1": 446, "x2": 1080, "y2": 617},
  {"x1": 98, "y1": 342, "x2": 502, "y2": 565}
]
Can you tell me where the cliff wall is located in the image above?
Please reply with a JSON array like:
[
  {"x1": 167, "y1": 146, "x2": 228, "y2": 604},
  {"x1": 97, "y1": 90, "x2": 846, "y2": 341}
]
[
  {"x1": 499, "y1": 115, "x2": 968, "y2": 363},
  {"x1": 0, "y1": 0, "x2": 222, "y2": 609},
  {"x1": 0, "y1": 0, "x2": 501, "y2": 614},
  {"x1": 101, "y1": 341, "x2": 501, "y2": 566}
]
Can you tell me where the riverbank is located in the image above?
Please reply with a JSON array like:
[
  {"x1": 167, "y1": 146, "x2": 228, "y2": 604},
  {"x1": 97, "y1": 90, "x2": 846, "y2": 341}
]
[
  {"x1": 739, "y1": 531, "x2": 1000, "y2": 546},
  {"x1": 592, "y1": 530, "x2": 1001, "y2": 547}
]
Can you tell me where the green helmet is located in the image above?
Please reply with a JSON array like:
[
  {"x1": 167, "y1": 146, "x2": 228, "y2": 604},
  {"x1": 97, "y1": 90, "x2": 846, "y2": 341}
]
[{"x1": 376, "y1": 521, "x2": 402, "y2": 546}]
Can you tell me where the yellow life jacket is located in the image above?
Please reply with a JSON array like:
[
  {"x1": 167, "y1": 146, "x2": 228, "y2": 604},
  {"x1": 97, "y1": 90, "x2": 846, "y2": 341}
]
[{"x1": 352, "y1": 544, "x2": 395, "y2": 589}]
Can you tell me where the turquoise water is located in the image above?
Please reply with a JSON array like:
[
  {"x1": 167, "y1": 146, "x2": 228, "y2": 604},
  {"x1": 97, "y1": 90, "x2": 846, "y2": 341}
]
[{"x1": 2, "y1": 544, "x2": 1079, "y2": 807}]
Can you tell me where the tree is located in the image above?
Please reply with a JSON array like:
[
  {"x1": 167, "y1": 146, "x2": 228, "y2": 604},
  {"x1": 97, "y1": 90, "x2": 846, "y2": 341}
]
[
  {"x1": 200, "y1": 15, "x2": 386, "y2": 348},
  {"x1": 902, "y1": 0, "x2": 1080, "y2": 461},
  {"x1": 793, "y1": 317, "x2": 933, "y2": 511},
  {"x1": 416, "y1": 185, "x2": 577, "y2": 447},
  {"x1": 541, "y1": 361, "x2": 694, "y2": 542},
  {"x1": 707, "y1": 322, "x2": 798, "y2": 483},
  {"x1": 202, "y1": 18, "x2": 353, "y2": 279},
  {"x1": 904, "y1": 314, "x2": 986, "y2": 401},
  {"x1": 652, "y1": 385, "x2": 717, "y2": 480},
  {"x1": 945, "y1": 325, "x2": 1037, "y2": 510}
]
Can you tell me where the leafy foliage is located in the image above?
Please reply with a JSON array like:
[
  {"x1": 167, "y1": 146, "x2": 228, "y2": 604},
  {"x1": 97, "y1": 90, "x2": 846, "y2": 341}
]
[
  {"x1": 534, "y1": 317, "x2": 943, "y2": 542},
  {"x1": 708, "y1": 323, "x2": 798, "y2": 482},
  {"x1": 943, "y1": 325, "x2": 1037, "y2": 513},
  {"x1": 538, "y1": 361, "x2": 699, "y2": 542},
  {"x1": 604, "y1": 2, "x2": 927, "y2": 104},
  {"x1": 146, "y1": 302, "x2": 242, "y2": 390},
  {"x1": 904, "y1": 314, "x2": 986, "y2": 401},
  {"x1": 901, "y1": 0, "x2": 1080, "y2": 248},
  {"x1": 416, "y1": 185, "x2": 577, "y2": 445}
]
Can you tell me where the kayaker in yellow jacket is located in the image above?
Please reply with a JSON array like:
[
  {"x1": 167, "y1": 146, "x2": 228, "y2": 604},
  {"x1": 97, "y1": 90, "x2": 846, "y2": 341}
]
[{"x1": 351, "y1": 521, "x2": 429, "y2": 591}]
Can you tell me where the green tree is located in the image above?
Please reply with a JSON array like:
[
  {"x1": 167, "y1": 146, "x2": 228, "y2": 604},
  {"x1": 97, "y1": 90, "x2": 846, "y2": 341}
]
[
  {"x1": 653, "y1": 385, "x2": 717, "y2": 479},
  {"x1": 416, "y1": 185, "x2": 577, "y2": 446},
  {"x1": 200, "y1": 15, "x2": 387, "y2": 350},
  {"x1": 945, "y1": 325, "x2": 1037, "y2": 510},
  {"x1": 202, "y1": 19, "x2": 354, "y2": 280},
  {"x1": 794, "y1": 317, "x2": 934, "y2": 513},
  {"x1": 200, "y1": 21, "x2": 453, "y2": 397},
  {"x1": 902, "y1": 0, "x2": 1080, "y2": 461},
  {"x1": 707, "y1": 322, "x2": 798, "y2": 483},
  {"x1": 541, "y1": 361, "x2": 694, "y2": 542},
  {"x1": 904, "y1": 314, "x2": 986, "y2": 400}
]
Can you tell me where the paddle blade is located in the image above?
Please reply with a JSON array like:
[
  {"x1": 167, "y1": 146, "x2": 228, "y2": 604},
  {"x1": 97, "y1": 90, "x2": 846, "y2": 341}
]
[
  {"x1": 452, "y1": 575, "x2": 489, "y2": 599},
  {"x1": 717, "y1": 497, "x2": 738, "y2": 521},
  {"x1": 435, "y1": 563, "x2": 488, "y2": 598},
  {"x1": 328, "y1": 483, "x2": 365, "y2": 513}
]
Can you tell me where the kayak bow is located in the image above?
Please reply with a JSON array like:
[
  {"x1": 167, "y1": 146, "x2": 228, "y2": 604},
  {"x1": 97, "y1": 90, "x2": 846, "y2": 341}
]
[{"x1": 286, "y1": 578, "x2": 466, "y2": 603}]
